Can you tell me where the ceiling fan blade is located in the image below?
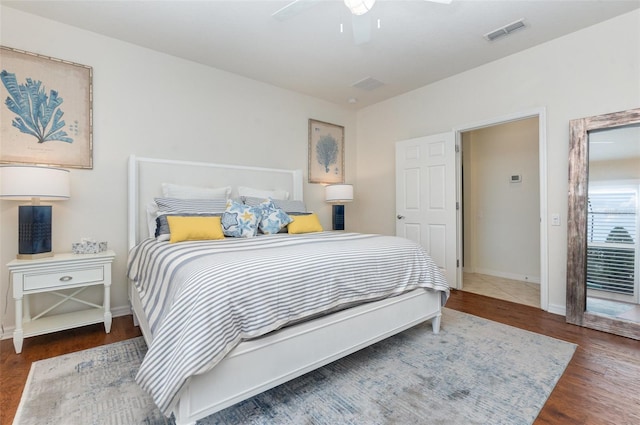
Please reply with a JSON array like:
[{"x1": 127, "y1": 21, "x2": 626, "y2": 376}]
[
  {"x1": 352, "y1": 13, "x2": 372, "y2": 45},
  {"x1": 272, "y1": 0, "x2": 320, "y2": 21}
]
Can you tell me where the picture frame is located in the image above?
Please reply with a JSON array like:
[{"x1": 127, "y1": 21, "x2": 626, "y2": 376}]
[
  {"x1": 308, "y1": 119, "x2": 344, "y2": 184},
  {"x1": 0, "y1": 46, "x2": 93, "y2": 169}
]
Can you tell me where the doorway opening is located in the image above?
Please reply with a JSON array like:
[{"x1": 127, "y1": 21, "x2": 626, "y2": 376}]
[{"x1": 455, "y1": 110, "x2": 547, "y2": 311}]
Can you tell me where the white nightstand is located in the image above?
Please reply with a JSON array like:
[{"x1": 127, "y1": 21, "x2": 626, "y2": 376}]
[{"x1": 8, "y1": 250, "x2": 115, "y2": 353}]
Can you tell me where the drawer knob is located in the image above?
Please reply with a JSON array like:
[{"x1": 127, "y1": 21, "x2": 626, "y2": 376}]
[{"x1": 59, "y1": 276, "x2": 73, "y2": 282}]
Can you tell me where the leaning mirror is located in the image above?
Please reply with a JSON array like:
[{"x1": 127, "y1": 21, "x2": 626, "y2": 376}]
[{"x1": 566, "y1": 108, "x2": 640, "y2": 340}]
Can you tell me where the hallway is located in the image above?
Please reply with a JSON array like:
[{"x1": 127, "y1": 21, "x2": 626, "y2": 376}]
[
  {"x1": 462, "y1": 272, "x2": 640, "y2": 323},
  {"x1": 462, "y1": 272, "x2": 540, "y2": 308}
]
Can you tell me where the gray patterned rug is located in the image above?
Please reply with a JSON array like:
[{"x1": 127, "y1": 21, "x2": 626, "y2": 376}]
[{"x1": 14, "y1": 308, "x2": 576, "y2": 425}]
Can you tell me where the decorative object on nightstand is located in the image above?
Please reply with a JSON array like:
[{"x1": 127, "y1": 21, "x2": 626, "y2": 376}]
[
  {"x1": 0, "y1": 165, "x2": 70, "y2": 259},
  {"x1": 325, "y1": 184, "x2": 354, "y2": 230},
  {"x1": 71, "y1": 238, "x2": 108, "y2": 254},
  {"x1": 7, "y1": 250, "x2": 115, "y2": 354}
]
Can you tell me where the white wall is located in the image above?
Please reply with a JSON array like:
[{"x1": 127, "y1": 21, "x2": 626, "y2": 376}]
[
  {"x1": 2, "y1": 7, "x2": 638, "y2": 334},
  {"x1": 462, "y1": 118, "x2": 540, "y2": 282},
  {"x1": 590, "y1": 158, "x2": 640, "y2": 181},
  {"x1": 0, "y1": 6, "x2": 357, "y2": 336},
  {"x1": 353, "y1": 10, "x2": 640, "y2": 314}
]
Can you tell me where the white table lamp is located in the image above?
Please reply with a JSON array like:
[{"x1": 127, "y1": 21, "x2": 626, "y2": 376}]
[
  {"x1": 0, "y1": 165, "x2": 70, "y2": 259},
  {"x1": 325, "y1": 184, "x2": 354, "y2": 230}
]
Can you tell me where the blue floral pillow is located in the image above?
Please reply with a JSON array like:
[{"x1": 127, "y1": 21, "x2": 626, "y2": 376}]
[
  {"x1": 258, "y1": 199, "x2": 293, "y2": 235},
  {"x1": 221, "y1": 200, "x2": 261, "y2": 238}
]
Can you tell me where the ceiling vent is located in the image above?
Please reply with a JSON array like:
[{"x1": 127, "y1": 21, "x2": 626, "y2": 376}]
[
  {"x1": 484, "y1": 19, "x2": 526, "y2": 42},
  {"x1": 352, "y1": 76, "x2": 385, "y2": 91}
]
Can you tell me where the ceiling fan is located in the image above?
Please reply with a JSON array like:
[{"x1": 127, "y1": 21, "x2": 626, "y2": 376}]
[{"x1": 272, "y1": 0, "x2": 453, "y2": 45}]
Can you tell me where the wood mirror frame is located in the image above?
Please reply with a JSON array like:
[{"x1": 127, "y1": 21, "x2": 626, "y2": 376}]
[{"x1": 566, "y1": 107, "x2": 640, "y2": 340}]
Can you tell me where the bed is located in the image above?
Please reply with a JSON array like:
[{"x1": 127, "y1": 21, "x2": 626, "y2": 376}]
[{"x1": 127, "y1": 155, "x2": 450, "y2": 425}]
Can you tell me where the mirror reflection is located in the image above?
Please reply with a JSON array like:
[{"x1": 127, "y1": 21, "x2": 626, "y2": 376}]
[{"x1": 586, "y1": 123, "x2": 640, "y2": 323}]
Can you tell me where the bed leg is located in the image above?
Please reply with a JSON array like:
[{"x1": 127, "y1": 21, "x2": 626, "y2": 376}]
[
  {"x1": 431, "y1": 314, "x2": 441, "y2": 334},
  {"x1": 173, "y1": 413, "x2": 195, "y2": 425}
]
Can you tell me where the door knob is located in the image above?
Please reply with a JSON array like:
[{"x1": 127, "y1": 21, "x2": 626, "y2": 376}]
[{"x1": 397, "y1": 215, "x2": 405, "y2": 220}]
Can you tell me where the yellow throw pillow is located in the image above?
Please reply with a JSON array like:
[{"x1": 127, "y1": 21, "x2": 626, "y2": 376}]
[
  {"x1": 287, "y1": 213, "x2": 323, "y2": 234},
  {"x1": 167, "y1": 216, "x2": 225, "y2": 243}
]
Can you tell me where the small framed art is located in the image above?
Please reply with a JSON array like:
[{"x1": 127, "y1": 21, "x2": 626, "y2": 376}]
[
  {"x1": 308, "y1": 119, "x2": 344, "y2": 184},
  {"x1": 0, "y1": 46, "x2": 93, "y2": 168}
]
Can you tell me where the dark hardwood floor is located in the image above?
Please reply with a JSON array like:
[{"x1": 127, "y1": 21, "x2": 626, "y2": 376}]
[
  {"x1": 1, "y1": 315, "x2": 142, "y2": 424},
  {"x1": 1, "y1": 290, "x2": 639, "y2": 424}
]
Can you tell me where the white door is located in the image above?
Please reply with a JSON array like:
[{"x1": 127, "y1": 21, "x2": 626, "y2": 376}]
[{"x1": 396, "y1": 133, "x2": 457, "y2": 287}]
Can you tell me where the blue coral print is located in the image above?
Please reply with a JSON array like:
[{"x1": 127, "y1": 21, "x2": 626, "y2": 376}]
[
  {"x1": 316, "y1": 134, "x2": 338, "y2": 173},
  {"x1": 1, "y1": 70, "x2": 73, "y2": 144}
]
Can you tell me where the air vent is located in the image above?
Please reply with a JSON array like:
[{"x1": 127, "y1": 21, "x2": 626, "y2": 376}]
[
  {"x1": 352, "y1": 76, "x2": 385, "y2": 91},
  {"x1": 485, "y1": 19, "x2": 526, "y2": 42}
]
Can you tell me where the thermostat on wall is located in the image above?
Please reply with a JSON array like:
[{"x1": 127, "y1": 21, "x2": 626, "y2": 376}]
[{"x1": 510, "y1": 174, "x2": 522, "y2": 183}]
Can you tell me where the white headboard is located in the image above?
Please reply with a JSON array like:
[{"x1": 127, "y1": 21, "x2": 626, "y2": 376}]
[{"x1": 128, "y1": 155, "x2": 304, "y2": 249}]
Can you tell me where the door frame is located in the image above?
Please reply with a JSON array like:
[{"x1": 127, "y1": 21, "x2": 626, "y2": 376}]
[{"x1": 453, "y1": 107, "x2": 548, "y2": 311}]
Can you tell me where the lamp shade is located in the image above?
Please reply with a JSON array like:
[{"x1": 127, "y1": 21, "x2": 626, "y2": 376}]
[
  {"x1": 0, "y1": 165, "x2": 70, "y2": 201},
  {"x1": 325, "y1": 184, "x2": 354, "y2": 203}
]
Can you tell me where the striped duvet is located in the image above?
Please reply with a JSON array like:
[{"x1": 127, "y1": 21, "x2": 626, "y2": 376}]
[{"x1": 127, "y1": 232, "x2": 449, "y2": 416}]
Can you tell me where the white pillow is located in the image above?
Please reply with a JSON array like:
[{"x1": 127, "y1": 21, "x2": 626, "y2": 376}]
[
  {"x1": 146, "y1": 202, "x2": 159, "y2": 238},
  {"x1": 238, "y1": 186, "x2": 289, "y2": 200},
  {"x1": 162, "y1": 183, "x2": 231, "y2": 199}
]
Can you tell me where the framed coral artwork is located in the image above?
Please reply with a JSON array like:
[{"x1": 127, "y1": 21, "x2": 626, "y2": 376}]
[
  {"x1": 308, "y1": 119, "x2": 344, "y2": 184},
  {"x1": 0, "y1": 46, "x2": 93, "y2": 168}
]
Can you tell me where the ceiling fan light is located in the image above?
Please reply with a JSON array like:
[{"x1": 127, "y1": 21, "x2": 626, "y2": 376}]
[{"x1": 344, "y1": 0, "x2": 376, "y2": 16}]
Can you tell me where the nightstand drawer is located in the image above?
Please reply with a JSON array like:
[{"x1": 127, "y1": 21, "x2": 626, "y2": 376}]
[{"x1": 23, "y1": 267, "x2": 105, "y2": 291}]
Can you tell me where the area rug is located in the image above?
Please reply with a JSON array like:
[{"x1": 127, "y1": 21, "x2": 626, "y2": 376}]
[{"x1": 13, "y1": 308, "x2": 576, "y2": 425}]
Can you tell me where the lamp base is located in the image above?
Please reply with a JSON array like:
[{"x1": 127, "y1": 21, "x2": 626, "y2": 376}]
[
  {"x1": 17, "y1": 251, "x2": 55, "y2": 260},
  {"x1": 332, "y1": 204, "x2": 345, "y2": 231},
  {"x1": 18, "y1": 205, "x2": 53, "y2": 258}
]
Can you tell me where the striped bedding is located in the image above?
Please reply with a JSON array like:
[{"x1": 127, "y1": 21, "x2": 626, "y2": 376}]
[{"x1": 127, "y1": 232, "x2": 449, "y2": 415}]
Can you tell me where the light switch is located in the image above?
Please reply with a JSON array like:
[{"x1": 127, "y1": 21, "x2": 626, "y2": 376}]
[{"x1": 551, "y1": 213, "x2": 561, "y2": 226}]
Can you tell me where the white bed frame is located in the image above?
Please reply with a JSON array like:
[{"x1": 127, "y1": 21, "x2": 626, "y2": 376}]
[{"x1": 127, "y1": 155, "x2": 443, "y2": 425}]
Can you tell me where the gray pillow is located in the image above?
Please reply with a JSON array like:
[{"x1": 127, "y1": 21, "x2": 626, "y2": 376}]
[
  {"x1": 242, "y1": 196, "x2": 307, "y2": 213},
  {"x1": 155, "y1": 197, "x2": 228, "y2": 214}
]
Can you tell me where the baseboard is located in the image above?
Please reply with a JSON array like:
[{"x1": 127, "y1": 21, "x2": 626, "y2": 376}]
[
  {"x1": 111, "y1": 304, "x2": 133, "y2": 318},
  {"x1": 0, "y1": 304, "x2": 133, "y2": 341},
  {"x1": 547, "y1": 303, "x2": 566, "y2": 317}
]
